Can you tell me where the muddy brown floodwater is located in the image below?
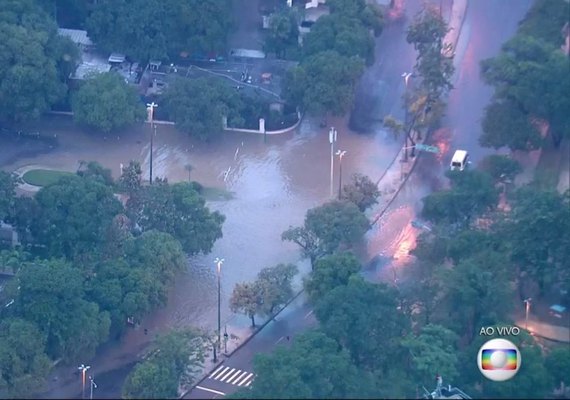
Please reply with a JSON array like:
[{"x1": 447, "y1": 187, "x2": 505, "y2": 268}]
[{"x1": 1, "y1": 114, "x2": 405, "y2": 398}]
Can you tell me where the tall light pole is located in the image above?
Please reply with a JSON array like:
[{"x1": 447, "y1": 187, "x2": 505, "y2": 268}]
[
  {"x1": 524, "y1": 298, "x2": 532, "y2": 330},
  {"x1": 89, "y1": 376, "x2": 97, "y2": 400},
  {"x1": 146, "y1": 102, "x2": 158, "y2": 184},
  {"x1": 78, "y1": 364, "x2": 90, "y2": 400},
  {"x1": 336, "y1": 150, "x2": 347, "y2": 199},
  {"x1": 329, "y1": 127, "x2": 337, "y2": 197},
  {"x1": 214, "y1": 258, "x2": 224, "y2": 352},
  {"x1": 402, "y1": 72, "x2": 411, "y2": 159}
]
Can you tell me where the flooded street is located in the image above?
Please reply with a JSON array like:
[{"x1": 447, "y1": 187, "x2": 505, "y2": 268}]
[{"x1": 2, "y1": 112, "x2": 404, "y2": 398}]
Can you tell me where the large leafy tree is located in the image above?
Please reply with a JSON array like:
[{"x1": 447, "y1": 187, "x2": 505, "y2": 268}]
[
  {"x1": 283, "y1": 50, "x2": 364, "y2": 116},
  {"x1": 303, "y1": 14, "x2": 375, "y2": 65},
  {"x1": 256, "y1": 263, "x2": 298, "y2": 316},
  {"x1": 406, "y1": 4, "x2": 454, "y2": 99},
  {"x1": 229, "y1": 282, "x2": 262, "y2": 327},
  {"x1": 264, "y1": 7, "x2": 299, "y2": 59},
  {"x1": 0, "y1": 318, "x2": 52, "y2": 399},
  {"x1": 315, "y1": 275, "x2": 409, "y2": 372},
  {"x1": 86, "y1": 0, "x2": 232, "y2": 61},
  {"x1": 546, "y1": 346, "x2": 570, "y2": 391},
  {"x1": 15, "y1": 259, "x2": 110, "y2": 361},
  {"x1": 123, "y1": 329, "x2": 206, "y2": 399},
  {"x1": 232, "y1": 330, "x2": 377, "y2": 399},
  {"x1": 127, "y1": 180, "x2": 224, "y2": 255},
  {"x1": 304, "y1": 251, "x2": 360, "y2": 302},
  {"x1": 24, "y1": 175, "x2": 123, "y2": 259},
  {"x1": 481, "y1": 33, "x2": 570, "y2": 148},
  {"x1": 0, "y1": 0, "x2": 78, "y2": 123},
  {"x1": 401, "y1": 324, "x2": 459, "y2": 384},
  {"x1": 0, "y1": 171, "x2": 17, "y2": 222},
  {"x1": 421, "y1": 170, "x2": 499, "y2": 228},
  {"x1": 502, "y1": 188, "x2": 570, "y2": 294},
  {"x1": 72, "y1": 72, "x2": 146, "y2": 132},
  {"x1": 340, "y1": 173, "x2": 381, "y2": 212},
  {"x1": 441, "y1": 251, "x2": 514, "y2": 341},
  {"x1": 88, "y1": 230, "x2": 186, "y2": 334},
  {"x1": 162, "y1": 77, "x2": 244, "y2": 141},
  {"x1": 282, "y1": 200, "x2": 369, "y2": 267}
]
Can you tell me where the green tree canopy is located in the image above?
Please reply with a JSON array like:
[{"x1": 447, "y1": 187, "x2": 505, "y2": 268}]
[
  {"x1": 502, "y1": 187, "x2": 570, "y2": 294},
  {"x1": 72, "y1": 72, "x2": 146, "y2": 132},
  {"x1": 256, "y1": 263, "x2": 298, "y2": 316},
  {"x1": 76, "y1": 161, "x2": 115, "y2": 186},
  {"x1": 0, "y1": 318, "x2": 52, "y2": 399},
  {"x1": 304, "y1": 251, "x2": 360, "y2": 302},
  {"x1": 0, "y1": 0, "x2": 78, "y2": 123},
  {"x1": 478, "y1": 154, "x2": 522, "y2": 184},
  {"x1": 162, "y1": 77, "x2": 244, "y2": 141},
  {"x1": 264, "y1": 7, "x2": 299, "y2": 59},
  {"x1": 303, "y1": 14, "x2": 375, "y2": 64},
  {"x1": 0, "y1": 171, "x2": 17, "y2": 221},
  {"x1": 340, "y1": 173, "x2": 381, "y2": 212},
  {"x1": 315, "y1": 275, "x2": 409, "y2": 372},
  {"x1": 481, "y1": 33, "x2": 570, "y2": 148},
  {"x1": 421, "y1": 170, "x2": 499, "y2": 227},
  {"x1": 282, "y1": 200, "x2": 369, "y2": 266},
  {"x1": 283, "y1": 50, "x2": 364, "y2": 116},
  {"x1": 441, "y1": 251, "x2": 514, "y2": 341},
  {"x1": 15, "y1": 258, "x2": 110, "y2": 361},
  {"x1": 123, "y1": 329, "x2": 206, "y2": 399},
  {"x1": 406, "y1": 4, "x2": 453, "y2": 99},
  {"x1": 235, "y1": 330, "x2": 377, "y2": 399},
  {"x1": 546, "y1": 346, "x2": 570, "y2": 389},
  {"x1": 24, "y1": 175, "x2": 123, "y2": 259},
  {"x1": 229, "y1": 282, "x2": 262, "y2": 327},
  {"x1": 127, "y1": 180, "x2": 224, "y2": 255},
  {"x1": 402, "y1": 324, "x2": 459, "y2": 384},
  {"x1": 86, "y1": 0, "x2": 232, "y2": 61}
]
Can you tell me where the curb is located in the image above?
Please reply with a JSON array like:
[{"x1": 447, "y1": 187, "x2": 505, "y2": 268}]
[{"x1": 179, "y1": 289, "x2": 305, "y2": 398}]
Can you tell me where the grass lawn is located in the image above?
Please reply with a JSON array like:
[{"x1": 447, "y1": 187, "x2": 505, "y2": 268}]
[
  {"x1": 22, "y1": 169, "x2": 75, "y2": 187},
  {"x1": 199, "y1": 186, "x2": 235, "y2": 201}
]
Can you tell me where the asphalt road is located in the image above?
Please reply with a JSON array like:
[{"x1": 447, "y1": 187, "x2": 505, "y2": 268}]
[{"x1": 185, "y1": 294, "x2": 316, "y2": 399}]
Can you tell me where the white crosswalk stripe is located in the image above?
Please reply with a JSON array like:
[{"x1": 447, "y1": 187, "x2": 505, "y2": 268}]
[{"x1": 208, "y1": 365, "x2": 255, "y2": 387}]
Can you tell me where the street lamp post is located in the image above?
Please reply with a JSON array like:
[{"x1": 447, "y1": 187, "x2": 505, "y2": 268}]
[
  {"x1": 146, "y1": 102, "x2": 158, "y2": 184},
  {"x1": 329, "y1": 127, "x2": 337, "y2": 197},
  {"x1": 214, "y1": 258, "x2": 224, "y2": 352},
  {"x1": 78, "y1": 364, "x2": 90, "y2": 400},
  {"x1": 524, "y1": 298, "x2": 532, "y2": 330},
  {"x1": 89, "y1": 376, "x2": 97, "y2": 400},
  {"x1": 402, "y1": 72, "x2": 412, "y2": 162},
  {"x1": 336, "y1": 150, "x2": 347, "y2": 199}
]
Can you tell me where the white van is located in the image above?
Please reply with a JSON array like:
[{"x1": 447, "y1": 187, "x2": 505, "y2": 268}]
[{"x1": 450, "y1": 150, "x2": 469, "y2": 171}]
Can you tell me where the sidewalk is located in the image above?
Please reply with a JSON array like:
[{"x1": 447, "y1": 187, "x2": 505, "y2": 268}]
[{"x1": 514, "y1": 318, "x2": 570, "y2": 343}]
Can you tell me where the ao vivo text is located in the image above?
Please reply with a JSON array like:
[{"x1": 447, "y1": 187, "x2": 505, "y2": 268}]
[{"x1": 479, "y1": 326, "x2": 521, "y2": 336}]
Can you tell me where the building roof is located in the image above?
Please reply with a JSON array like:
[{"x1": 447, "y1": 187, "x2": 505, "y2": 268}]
[
  {"x1": 108, "y1": 53, "x2": 126, "y2": 63},
  {"x1": 57, "y1": 28, "x2": 93, "y2": 47}
]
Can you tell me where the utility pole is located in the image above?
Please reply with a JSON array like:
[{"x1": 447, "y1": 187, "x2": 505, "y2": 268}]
[
  {"x1": 78, "y1": 364, "x2": 90, "y2": 400},
  {"x1": 146, "y1": 102, "x2": 158, "y2": 184},
  {"x1": 89, "y1": 376, "x2": 97, "y2": 400},
  {"x1": 329, "y1": 127, "x2": 337, "y2": 197},
  {"x1": 336, "y1": 150, "x2": 346, "y2": 199},
  {"x1": 214, "y1": 258, "x2": 224, "y2": 351}
]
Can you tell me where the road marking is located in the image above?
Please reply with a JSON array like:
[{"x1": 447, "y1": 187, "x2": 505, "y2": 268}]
[
  {"x1": 304, "y1": 309, "x2": 314, "y2": 319},
  {"x1": 276, "y1": 336, "x2": 285, "y2": 344},
  {"x1": 209, "y1": 365, "x2": 225, "y2": 379},
  {"x1": 195, "y1": 386, "x2": 226, "y2": 396},
  {"x1": 245, "y1": 381, "x2": 252, "y2": 387},
  {"x1": 219, "y1": 368, "x2": 236, "y2": 382},
  {"x1": 237, "y1": 373, "x2": 254, "y2": 387},
  {"x1": 227, "y1": 371, "x2": 248, "y2": 384},
  {"x1": 211, "y1": 366, "x2": 229, "y2": 380}
]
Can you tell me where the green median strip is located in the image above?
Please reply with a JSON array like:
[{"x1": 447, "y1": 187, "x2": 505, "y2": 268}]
[{"x1": 22, "y1": 169, "x2": 75, "y2": 187}]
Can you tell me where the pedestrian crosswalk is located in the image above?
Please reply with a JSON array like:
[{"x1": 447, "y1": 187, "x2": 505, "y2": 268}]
[{"x1": 208, "y1": 365, "x2": 254, "y2": 387}]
